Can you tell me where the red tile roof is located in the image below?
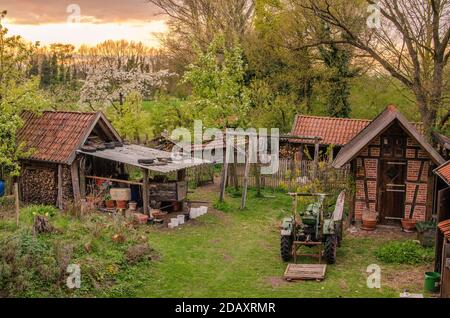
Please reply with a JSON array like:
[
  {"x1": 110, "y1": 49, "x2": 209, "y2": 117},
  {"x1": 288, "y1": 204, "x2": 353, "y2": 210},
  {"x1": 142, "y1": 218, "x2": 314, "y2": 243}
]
[
  {"x1": 291, "y1": 113, "x2": 425, "y2": 146},
  {"x1": 291, "y1": 115, "x2": 371, "y2": 146},
  {"x1": 18, "y1": 111, "x2": 99, "y2": 164},
  {"x1": 438, "y1": 220, "x2": 450, "y2": 241},
  {"x1": 435, "y1": 161, "x2": 450, "y2": 186}
]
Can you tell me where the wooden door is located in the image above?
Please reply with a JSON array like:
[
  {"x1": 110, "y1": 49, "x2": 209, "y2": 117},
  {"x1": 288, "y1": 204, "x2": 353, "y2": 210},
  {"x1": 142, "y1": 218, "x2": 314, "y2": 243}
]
[{"x1": 379, "y1": 160, "x2": 407, "y2": 224}]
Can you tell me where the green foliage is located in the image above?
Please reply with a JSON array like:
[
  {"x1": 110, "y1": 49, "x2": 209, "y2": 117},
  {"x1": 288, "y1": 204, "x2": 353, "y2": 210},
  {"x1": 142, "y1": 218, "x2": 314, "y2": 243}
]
[
  {"x1": 375, "y1": 240, "x2": 435, "y2": 265},
  {"x1": 22, "y1": 205, "x2": 58, "y2": 219},
  {"x1": 183, "y1": 36, "x2": 250, "y2": 129},
  {"x1": 319, "y1": 43, "x2": 355, "y2": 118},
  {"x1": 0, "y1": 229, "x2": 60, "y2": 297},
  {"x1": 213, "y1": 200, "x2": 233, "y2": 212},
  {"x1": 0, "y1": 14, "x2": 50, "y2": 177},
  {"x1": 108, "y1": 92, "x2": 152, "y2": 141}
]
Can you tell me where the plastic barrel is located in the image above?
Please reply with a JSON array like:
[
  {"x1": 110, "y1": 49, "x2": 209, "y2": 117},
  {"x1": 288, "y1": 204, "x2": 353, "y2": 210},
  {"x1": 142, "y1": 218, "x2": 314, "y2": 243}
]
[
  {"x1": 0, "y1": 180, "x2": 5, "y2": 197},
  {"x1": 424, "y1": 272, "x2": 440, "y2": 292}
]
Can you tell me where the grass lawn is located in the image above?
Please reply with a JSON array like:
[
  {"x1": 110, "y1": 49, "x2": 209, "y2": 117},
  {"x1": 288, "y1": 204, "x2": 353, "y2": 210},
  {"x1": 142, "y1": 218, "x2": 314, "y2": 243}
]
[
  {"x1": 120, "y1": 186, "x2": 433, "y2": 298},
  {"x1": 0, "y1": 185, "x2": 434, "y2": 298}
]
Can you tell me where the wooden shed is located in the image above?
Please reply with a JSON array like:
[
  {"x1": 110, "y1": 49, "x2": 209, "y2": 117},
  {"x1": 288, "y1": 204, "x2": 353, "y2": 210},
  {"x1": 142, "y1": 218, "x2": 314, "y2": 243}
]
[
  {"x1": 332, "y1": 106, "x2": 445, "y2": 224},
  {"x1": 17, "y1": 111, "x2": 208, "y2": 213},
  {"x1": 17, "y1": 111, "x2": 122, "y2": 208}
]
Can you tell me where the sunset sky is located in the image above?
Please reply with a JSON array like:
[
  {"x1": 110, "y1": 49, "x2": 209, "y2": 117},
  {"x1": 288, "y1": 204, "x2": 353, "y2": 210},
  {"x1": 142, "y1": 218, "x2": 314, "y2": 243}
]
[{"x1": 1, "y1": 0, "x2": 168, "y2": 47}]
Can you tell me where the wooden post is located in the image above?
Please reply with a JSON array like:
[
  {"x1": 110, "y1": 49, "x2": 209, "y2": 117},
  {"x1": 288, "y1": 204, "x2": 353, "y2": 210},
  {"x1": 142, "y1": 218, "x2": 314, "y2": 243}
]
[
  {"x1": 254, "y1": 163, "x2": 261, "y2": 197},
  {"x1": 241, "y1": 150, "x2": 251, "y2": 210},
  {"x1": 79, "y1": 160, "x2": 86, "y2": 200},
  {"x1": 231, "y1": 162, "x2": 239, "y2": 191},
  {"x1": 57, "y1": 164, "x2": 63, "y2": 210},
  {"x1": 71, "y1": 160, "x2": 81, "y2": 205},
  {"x1": 177, "y1": 169, "x2": 186, "y2": 181},
  {"x1": 313, "y1": 139, "x2": 320, "y2": 179},
  {"x1": 142, "y1": 168, "x2": 149, "y2": 216},
  {"x1": 14, "y1": 183, "x2": 19, "y2": 228},
  {"x1": 219, "y1": 151, "x2": 229, "y2": 202}
]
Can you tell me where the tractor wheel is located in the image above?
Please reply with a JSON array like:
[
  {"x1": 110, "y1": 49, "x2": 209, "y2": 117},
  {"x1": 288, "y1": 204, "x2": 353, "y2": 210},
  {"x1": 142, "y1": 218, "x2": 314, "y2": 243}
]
[
  {"x1": 324, "y1": 235, "x2": 338, "y2": 265},
  {"x1": 281, "y1": 235, "x2": 293, "y2": 262}
]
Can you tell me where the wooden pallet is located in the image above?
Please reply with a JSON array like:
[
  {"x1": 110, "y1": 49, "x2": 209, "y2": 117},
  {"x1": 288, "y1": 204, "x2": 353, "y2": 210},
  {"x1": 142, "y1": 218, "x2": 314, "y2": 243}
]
[{"x1": 283, "y1": 264, "x2": 327, "y2": 282}]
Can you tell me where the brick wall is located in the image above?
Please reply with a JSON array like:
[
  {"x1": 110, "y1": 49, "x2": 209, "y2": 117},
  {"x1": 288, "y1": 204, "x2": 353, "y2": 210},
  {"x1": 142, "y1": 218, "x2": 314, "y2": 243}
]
[
  {"x1": 354, "y1": 142, "x2": 380, "y2": 220},
  {"x1": 353, "y1": 136, "x2": 433, "y2": 222},
  {"x1": 404, "y1": 138, "x2": 431, "y2": 222}
]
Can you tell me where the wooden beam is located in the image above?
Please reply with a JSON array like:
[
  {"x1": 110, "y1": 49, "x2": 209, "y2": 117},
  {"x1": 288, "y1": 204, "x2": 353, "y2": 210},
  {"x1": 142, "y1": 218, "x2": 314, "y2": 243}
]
[
  {"x1": 219, "y1": 151, "x2": 229, "y2": 202},
  {"x1": 79, "y1": 159, "x2": 86, "y2": 200},
  {"x1": 57, "y1": 164, "x2": 63, "y2": 210},
  {"x1": 14, "y1": 183, "x2": 20, "y2": 228},
  {"x1": 313, "y1": 139, "x2": 320, "y2": 178},
  {"x1": 71, "y1": 160, "x2": 81, "y2": 205},
  {"x1": 85, "y1": 175, "x2": 143, "y2": 186},
  {"x1": 142, "y1": 168, "x2": 149, "y2": 216},
  {"x1": 177, "y1": 169, "x2": 186, "y2": 182},
  {"x1": 241, "y1": 150, "x2": 251, "y2": 209}
]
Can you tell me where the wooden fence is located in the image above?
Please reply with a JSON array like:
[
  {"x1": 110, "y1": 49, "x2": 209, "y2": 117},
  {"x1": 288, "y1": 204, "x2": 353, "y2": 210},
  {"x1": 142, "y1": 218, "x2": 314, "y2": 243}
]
[{"x1": 229, "y1": 159, "x2": 351, "y2": 191}]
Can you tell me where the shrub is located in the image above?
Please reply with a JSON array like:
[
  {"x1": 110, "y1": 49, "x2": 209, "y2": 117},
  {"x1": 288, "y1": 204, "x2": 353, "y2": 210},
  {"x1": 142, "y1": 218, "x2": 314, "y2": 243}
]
[
  {"x1": 23, "y1": 205, "x2": 58, "y2": 218},
  {"x1": 375, "y1": 240, "x2": 434, "y2": 265},
  {"x1": 213, "y1": 200, "x2": 232, "y2": 212},
  {"x1": 0, "y1": 229, "x2": 60, "y2": 296}
]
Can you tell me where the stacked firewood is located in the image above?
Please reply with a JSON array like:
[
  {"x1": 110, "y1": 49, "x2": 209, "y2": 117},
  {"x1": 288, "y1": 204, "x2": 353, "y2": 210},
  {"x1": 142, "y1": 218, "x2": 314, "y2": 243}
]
[{"x1": 21, "y1": 166, "x2": 58, "y2": 205}]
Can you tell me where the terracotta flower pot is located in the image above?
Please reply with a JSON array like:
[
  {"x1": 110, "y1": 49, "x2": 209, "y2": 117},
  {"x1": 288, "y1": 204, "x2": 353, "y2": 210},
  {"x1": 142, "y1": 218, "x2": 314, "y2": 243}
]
[
  {"x1": 116, "y1": 200, "x2": 128, "y2": 209},
  {"x1": 105, "y1": 200, "x2": 115, "y2": 209},
  {"x1": 128, "y1": 201, "x2": 137, "y2": 211},
  {"x1": 402, "y1": 219, "x2": 417, "y2": 233},
  {"x1": 362, "y1": 218, "x2": 377, "y2": 231}
]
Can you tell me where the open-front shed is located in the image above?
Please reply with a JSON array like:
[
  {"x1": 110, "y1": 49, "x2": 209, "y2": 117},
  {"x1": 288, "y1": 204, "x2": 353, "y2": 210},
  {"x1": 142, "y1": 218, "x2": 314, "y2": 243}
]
[{"x1": 17, "y1": 111, "x2": 208, "y2": 214}]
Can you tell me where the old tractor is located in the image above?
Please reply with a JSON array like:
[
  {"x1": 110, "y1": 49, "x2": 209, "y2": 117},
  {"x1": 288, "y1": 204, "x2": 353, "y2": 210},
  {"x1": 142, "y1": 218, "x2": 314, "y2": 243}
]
[{"x1": 280, "y1": 191, "x2": 345, "y2": 265}]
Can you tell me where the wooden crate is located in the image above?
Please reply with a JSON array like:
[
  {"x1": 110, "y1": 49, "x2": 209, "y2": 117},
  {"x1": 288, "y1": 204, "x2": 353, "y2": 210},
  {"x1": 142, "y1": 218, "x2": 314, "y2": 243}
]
[
  {"x1": 149, "y1": 181, "x2": 187, "y2": 202},
  {"x1": 283, "y1": 264, "x2": 327, "y2": 281}
]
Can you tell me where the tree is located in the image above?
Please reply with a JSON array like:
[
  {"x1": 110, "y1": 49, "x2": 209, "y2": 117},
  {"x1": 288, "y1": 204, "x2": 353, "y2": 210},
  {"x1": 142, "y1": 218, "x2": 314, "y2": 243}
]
[
  {"x1": 107, "y1": 92, "x2": 152, "y2": 142},
  {"x1": 148, "y1": 0, "x2": 254, "y2": 75},
  {"x1": 182, "y1": 36, "x2": 250, "y2": 129},
  {"x1": 0, "y1": 11, "x2": 49, "y2": 176},
  {"x1": 319, "y1": 42, "x2": 354, "y2": 118},
  {"x1": 80, "y1": 62, "x2": 172, "y2": 111},
  {"x1": 298, "y1": 0, "x2": 450, "y2": 136}
]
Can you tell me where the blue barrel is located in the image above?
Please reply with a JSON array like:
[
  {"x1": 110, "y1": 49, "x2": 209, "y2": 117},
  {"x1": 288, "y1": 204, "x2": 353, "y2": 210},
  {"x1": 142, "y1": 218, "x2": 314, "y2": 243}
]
[{"x1": 0, "y1": 180, "x2": 5, "y2": 197}]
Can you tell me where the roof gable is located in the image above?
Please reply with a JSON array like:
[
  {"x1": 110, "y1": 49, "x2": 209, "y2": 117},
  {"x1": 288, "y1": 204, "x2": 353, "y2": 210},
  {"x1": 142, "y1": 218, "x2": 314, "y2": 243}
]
[
  {"x1": 435, "y1": 161, "x2": 450, "y2": 186},
  {"x1": 18, "y1": 111, "x2": 122, "y2": 165},
  {"x1": 333, "y1": 106, "x2": 445, "y2": 168}
]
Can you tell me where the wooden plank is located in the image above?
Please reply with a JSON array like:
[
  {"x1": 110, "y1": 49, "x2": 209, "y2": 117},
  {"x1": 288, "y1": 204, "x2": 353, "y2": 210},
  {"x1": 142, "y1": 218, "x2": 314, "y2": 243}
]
[
  {"x1": 142, "y1": 169, "x2": 149, "y2": 216},
  {"x1": 57, "y1": 164, "x2": 63, "y2": 210},
  {"x1": 241, "y1": 149, "x2": 251, "y2": 209},
  {"x1": 14, "y1": 183, "x2": 20, "y2": 228},
  {"x1": 79, "y1": 158, "x2": 86, "y2": 200},
  {"x1": 313, "y1": 139, "x2": 320, "y2": 178},
  {"x1": 85, "y1": 175, "x2": 143, "y2": 186},
  {"x1": 71, "y1": 159, "x2": 81, "y2": 205},
  {"x1": 284, "y1": 264, "x2": 327, "y2": 281}
]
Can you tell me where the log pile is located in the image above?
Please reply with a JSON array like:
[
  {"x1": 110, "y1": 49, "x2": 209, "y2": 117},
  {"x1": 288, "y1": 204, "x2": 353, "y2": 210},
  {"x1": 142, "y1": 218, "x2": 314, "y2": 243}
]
[{"x1": 20, "y1": 165, "x2": 58, "y2": 205}]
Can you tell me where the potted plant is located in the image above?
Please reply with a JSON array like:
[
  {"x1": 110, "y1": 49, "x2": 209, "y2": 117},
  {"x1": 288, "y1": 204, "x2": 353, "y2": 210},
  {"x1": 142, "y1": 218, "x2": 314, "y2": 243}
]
[
  {"x1": 104, "y1": 194, "x2": 115, "y2": 209},
  {"x1": 362, "y1": 208, "x2": 378, "y2": 231},
  {"x1": 116, "y1": 200, "x2": 128, "y2": 209},
  {"x1": 401, "y1": 209, "x2": 417, "y2": 233}
]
